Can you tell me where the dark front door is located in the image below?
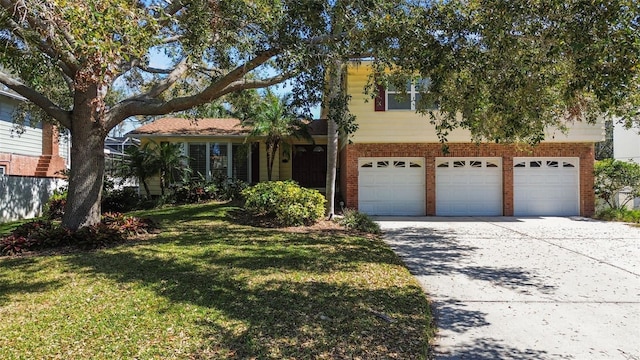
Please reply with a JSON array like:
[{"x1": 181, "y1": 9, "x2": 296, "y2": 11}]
[
  {"x1": 251, "y1": 142, "x2": 260, "y2": 184},
  {"x1": 292, "y1": 145, "x2": 327, "y2": 188}
]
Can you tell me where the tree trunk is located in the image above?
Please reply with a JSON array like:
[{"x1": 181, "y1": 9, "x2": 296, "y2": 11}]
[
  {"x1": 266, "y1": 142, "x2": 275, "y2": 181},
  {"x1": 325, "y1": 59, "x2": 344, "y2": 219},
  {"x1": 62, "y1": 119, "x2": 106, "y2": 230},
  {"x1": 62, "y1": 85, "x2": 109, "y2": 231},
  {"x1": 142, "y1": 179, "x2": 151, "y2": 198}
]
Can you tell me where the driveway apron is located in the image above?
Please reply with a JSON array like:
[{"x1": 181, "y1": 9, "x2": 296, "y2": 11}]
[{"x1": 377, "y1": 217, "x2": 640, "y2": 360}]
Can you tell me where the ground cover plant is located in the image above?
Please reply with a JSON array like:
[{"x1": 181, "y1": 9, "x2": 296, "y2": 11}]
[
  {"x1": 0, "y1": 202, "x2": 433, "y2": 359},
  {"x1": 594, "y1": 207, "x2": 640, "y2": 223}
]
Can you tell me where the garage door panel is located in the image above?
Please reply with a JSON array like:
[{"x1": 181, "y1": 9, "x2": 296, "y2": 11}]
[
  {"x1": 514, "y1": 157, "x2": 579, "y2": 216},
  {"x1": 358, "y1": 157, "x2": 425, "y2": 216},
  {"x1": 436, "y1": 158, "x2": 503, "y2": 216}
]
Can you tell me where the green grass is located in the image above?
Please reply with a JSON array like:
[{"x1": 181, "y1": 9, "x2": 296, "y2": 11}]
[{"x1": 0, "y1": 202, "x2": 434, "y2": 359}]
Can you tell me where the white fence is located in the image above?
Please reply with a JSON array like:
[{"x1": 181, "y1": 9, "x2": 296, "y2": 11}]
[{"x1": 0, "y1": 175, "x2": 66, "y2": 222}]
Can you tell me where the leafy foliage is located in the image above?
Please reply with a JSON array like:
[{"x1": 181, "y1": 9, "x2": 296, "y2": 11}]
[
  {"x1": 44, "y1": 190, "x2": 67, "y2": 220},
  {"x1": 337, "y1": 209, "x2": 381, "y2": 234},
  {"x1": 102, "y1": 188, "x2": 143, "y2": 213},
  {"x1": 171, "y1": 173, "x2": 248, "y2": 204},
  {"x1": 369, "y1": 0, "x2": 640, "y2": 144},
  {"x1": 242, "y1": 181, "x2": 326, "y2": 226},
  {"x1": 595, "y1": 207, "x2": 640, "y2": 223},
  {"x1": 594, "y1": 159, "x2": 640, "y2": 209},
  {"x1": 0, "y1": 235, "x2": 33, "y2": 256},
  {"x1": 0, "y1": 214, "x2": 156, "y2": 256}
]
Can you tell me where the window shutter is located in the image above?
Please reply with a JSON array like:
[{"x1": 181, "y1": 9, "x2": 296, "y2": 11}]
[{"x1": 374, "y1": 84, "x2": 385, "y2": 111}]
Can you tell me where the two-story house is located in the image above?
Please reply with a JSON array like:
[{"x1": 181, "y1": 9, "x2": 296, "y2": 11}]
[
  {"x1": 129, "y1": 62, "x2": 603, "y2": 217},
  {"x1": 339, "y1": 62, "x2": 602, "y2": 217},
  {"x1": 0, "y1": 88, "x2": 69, "y2": 177}
]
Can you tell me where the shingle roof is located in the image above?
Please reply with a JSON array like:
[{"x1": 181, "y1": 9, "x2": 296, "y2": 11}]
[
  {"x1": 129, "y1": 118, "x2": 248, "y2": 136},
  {"x1": 129, "y1": 117, "x2": 328, "y2": 136}
]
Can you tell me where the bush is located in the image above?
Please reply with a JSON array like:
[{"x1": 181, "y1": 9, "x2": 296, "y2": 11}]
[
  {"x1": 242, "y1": 181, "x2": 325, "y2": 226},
  {"x1": 0, "y1": 235, "x2": 34, "y2": 256},
  {"x1": 102, "y1": 188, "x2": 142, "y2": 213},
  {"x1": 171, "y1": 177, "x2": 248, "y2": 204},
  {"x1": 337, "y1": 209, "x2": 381, "y2": 234},
  {"x1": 595, "y1": 208, "x2": 640, "y2": 223},
  {"x1": 44, "y1": 190, "x2": 67, "y2": 220},
  {"x1": 594, "y1": 159, "x2": 640, "y2": 209}
]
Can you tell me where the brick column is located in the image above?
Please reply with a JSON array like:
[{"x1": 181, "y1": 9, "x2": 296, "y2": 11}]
[
  {"x1": 580, "y1": 143, "x2": 595, "y2": 217},
  {"x1": 502, "y1": 156, "x2": 514, "y2": 216},
  {"x1": 426, "y1": 155, "x2": 436, "y2": 215}
]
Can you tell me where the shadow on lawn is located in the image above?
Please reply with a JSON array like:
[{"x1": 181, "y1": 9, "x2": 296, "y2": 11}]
[
  {"x1": 62, "y1": 208, "x2": 429, "y2": 358},
  {"x1": 0, "y1": 257, "x2": 64, "y2": 305}
]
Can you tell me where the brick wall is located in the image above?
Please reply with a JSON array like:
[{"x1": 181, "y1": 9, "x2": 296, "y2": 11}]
[
  {"x1": 342, "y1": 142, "x2": 595, "y2": 217},
  {"x1": 0, "y1": 153, "x2": 40, "y2": 176}
]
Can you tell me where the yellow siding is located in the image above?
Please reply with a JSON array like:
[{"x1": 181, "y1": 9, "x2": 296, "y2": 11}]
[
  {"x1": 259, "y1": 142, "x2": 280, "y2": 181},
  {"x1": 279, "y1": 148, "x2": 292, "y2": 181},
  {"x1": 346, "y1": 62, "x2": 604, "y2": 143}
]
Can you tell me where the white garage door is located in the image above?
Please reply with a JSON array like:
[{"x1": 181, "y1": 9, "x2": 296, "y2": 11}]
[
  {"x1": 436, "y1": 158, "x2": 503, "y2": 216},
  {"x1": 358, "y1": 157, "x2": 425, "y2": 215},
  {"x1": 514, "y1": 157, "x2": 579, "y2": 216}
]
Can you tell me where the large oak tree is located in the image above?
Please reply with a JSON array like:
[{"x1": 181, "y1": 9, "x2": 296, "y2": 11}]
[{"x1": 0, "y1": 0, "x2": 337, "y2": 229}]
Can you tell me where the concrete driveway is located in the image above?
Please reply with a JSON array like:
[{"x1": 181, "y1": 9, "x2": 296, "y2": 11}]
[{"x1": 377, "y1": 217, "x2": 640, "y2": 360}]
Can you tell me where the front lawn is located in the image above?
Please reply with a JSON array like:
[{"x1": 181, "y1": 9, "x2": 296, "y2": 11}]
[{"x1": 0, "y1": 202, "x2": 433, "y2": 359}]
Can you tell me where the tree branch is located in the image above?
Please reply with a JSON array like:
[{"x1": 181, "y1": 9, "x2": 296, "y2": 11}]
[
  {"x1": 0, "y1": 0, "x2": 80, "y2": 74},
  {"x1": 131, "y1": 58, "x2": 190, "y2": 100},
  {"x1": 0, "y1": 70, "x2": 71, "y2": 127}
]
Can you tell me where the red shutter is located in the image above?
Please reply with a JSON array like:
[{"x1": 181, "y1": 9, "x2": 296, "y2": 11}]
[{"x1": 374, "y1": 84, "x2": 386, "y2": 111}]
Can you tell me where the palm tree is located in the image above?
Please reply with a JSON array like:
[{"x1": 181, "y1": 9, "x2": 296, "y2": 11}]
[
  {"x1": 152, "y1": 141, "x2": 189, "y2": 196},
  {"x1": 121, "y1": 144, "x2": 157, "y2": 198},
  {"x1": 244, "y1": 90, "x2": 313, "y2": 181}
]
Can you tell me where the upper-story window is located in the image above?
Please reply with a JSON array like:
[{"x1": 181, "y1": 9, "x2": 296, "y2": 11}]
[{"x1": 376, "y1": 78, "x2": 437, "y2": 111}]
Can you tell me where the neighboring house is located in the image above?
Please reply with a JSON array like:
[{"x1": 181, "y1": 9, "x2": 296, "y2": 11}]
[
  {"x1": 104, "y1": 136, "x2": 140, "y2": 189},
  {"x1": 338, "y1": 62, "x2": 603, "y2": 217},
  {"x1": 613, "y1": 121, "x2": 640, "y2": 163},
  {"x1": 128, "y1": 118, "x2": 328, "y2": 195},
  {"x1": 0, "y1": 89, "x2": 69, "y2": 177},
  {"x1": 0, "y1": 88, "x2": 69, "y2": 221},
  {"x1": 613, "y1": 121, "x2": 640, "y2": 209}
]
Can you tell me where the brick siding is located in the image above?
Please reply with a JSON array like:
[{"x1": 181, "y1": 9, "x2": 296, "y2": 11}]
[{"x1": 342, "y1": 142, "x2": 595, "y2": 217}]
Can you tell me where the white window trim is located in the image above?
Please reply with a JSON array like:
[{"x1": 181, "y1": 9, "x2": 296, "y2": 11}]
[
  {"x1": 186, "y1": 141, "x2": 251, "y2": 181},
  {"x1": 0, "y1": 165, "x2": 5, "y2": 176},
  {"x1": 386, "y1": 84, "x2": 419, "y2": 111}
]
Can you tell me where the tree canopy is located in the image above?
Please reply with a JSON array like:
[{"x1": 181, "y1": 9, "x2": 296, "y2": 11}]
[{"x1": 0, "y1": 0, "x2": 638, "y2": 229}]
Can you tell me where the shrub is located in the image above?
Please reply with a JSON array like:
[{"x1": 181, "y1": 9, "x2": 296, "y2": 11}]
[
  {"x1": 44, "y1": 190, "x2": 67, "y2": 220},
  {"x1": 171, "y1": 177, "x2": 248, "y2": 204},
  {"x1": 337, "y1": 209, "x2": 381, "y2": 234},
  {"x1": 594, "y1": 159, "x2": 640, "y2": 209},
  {"x1": 73, "y1": 223, "x2": 126, "y2": 249},
  {"x1": 595, "y1": 208, "x2": 640, "y2": 223},
  {"x1": 102, "y1": 188, "x2": 142, "y2": 213},
  {"x1": 0, "y1": 235, "x2": 33, "y2": 256},
  {"x1": 242, "y1": 181, "x2": 325, "y2": 226}
]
